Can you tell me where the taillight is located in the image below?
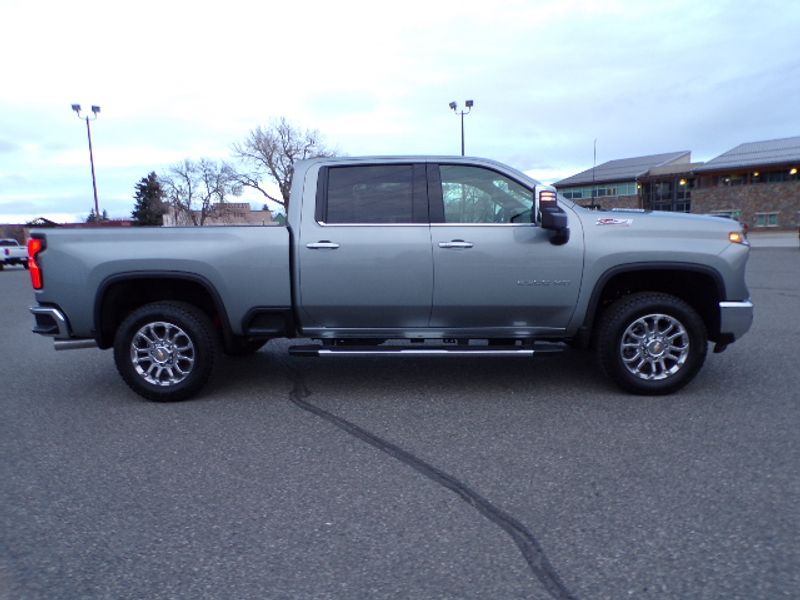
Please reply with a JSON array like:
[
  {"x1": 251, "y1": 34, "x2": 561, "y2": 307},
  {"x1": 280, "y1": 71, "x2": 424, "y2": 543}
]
[{"x1": 28, "y1": 237, "x2": 45, "y2": 289}]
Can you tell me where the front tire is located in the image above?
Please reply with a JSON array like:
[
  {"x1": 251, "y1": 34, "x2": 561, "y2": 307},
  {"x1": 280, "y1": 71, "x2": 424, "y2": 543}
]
[
  {"x1": 596, "y1": 292, "x2": 707, "y2": 395},
  {"x1": 113, "y1": 302, "x2": 216, "y2": 402}
]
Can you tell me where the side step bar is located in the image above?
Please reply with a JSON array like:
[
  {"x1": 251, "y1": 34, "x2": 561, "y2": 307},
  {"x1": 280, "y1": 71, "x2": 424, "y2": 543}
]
[{"x1": 288, "y1": 343, "x2": 564, "y2": 358}]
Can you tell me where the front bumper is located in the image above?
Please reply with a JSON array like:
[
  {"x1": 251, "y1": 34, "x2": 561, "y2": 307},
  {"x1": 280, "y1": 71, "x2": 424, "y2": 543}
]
[{"x1": 719, "y1": 299, "x2": 754, "y2": 341}]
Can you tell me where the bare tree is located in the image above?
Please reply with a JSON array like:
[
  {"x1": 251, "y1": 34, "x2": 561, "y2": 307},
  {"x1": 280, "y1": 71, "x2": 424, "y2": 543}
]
[
  {"x1": 161, "y1": 159, "x2": 240, "y2": 226},
  {"x1": 231, "y1": 117, "x2": 336, "y2": 211}
]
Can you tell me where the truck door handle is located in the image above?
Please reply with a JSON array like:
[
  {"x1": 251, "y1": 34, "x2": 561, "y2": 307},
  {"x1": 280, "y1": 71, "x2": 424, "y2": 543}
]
[
  {"x1": 438, "y1": 240, "x2": 474, "y2": 249},
  {"x1": 306, "y1": 241, "x2": 340, "y2": 250}
]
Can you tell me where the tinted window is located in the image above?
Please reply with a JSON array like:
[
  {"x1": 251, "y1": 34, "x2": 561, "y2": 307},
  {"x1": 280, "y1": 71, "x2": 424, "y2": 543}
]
[
  {"x1": 325, "y1": 165, "x2": 415, "y2": 224},
  {"x1": 439, "y1": 165, "x2": 533, "y2": 224}
]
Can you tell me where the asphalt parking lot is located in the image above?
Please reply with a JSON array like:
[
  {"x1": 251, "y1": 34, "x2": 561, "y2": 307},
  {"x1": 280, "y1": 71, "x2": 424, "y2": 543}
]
[{"x1": 1, "y1": 246, "x2": 798, "y2": 600}]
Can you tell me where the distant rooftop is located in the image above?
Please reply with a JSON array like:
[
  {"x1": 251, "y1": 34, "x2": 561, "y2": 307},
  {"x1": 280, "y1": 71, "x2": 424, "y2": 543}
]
[
  {"x1": 695, "y1": 136, "x2": 800, "y2": 172},
  {"x1": 641, "y1": 162, "x2": 706, "y2": 177},
  {"x1": 555, "y1": 151, "x2": 690, "y2": 186}
]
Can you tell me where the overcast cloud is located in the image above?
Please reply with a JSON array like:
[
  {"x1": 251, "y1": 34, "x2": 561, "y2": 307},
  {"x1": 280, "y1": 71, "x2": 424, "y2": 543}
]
[{"x1": 1, "y1": 0, "x2": 798, "y2": 223}]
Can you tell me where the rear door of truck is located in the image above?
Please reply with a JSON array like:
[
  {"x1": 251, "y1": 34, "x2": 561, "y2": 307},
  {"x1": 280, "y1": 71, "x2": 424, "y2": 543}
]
[{"x1": 297, "y1": 162, "x2": 433, "y2": 330}]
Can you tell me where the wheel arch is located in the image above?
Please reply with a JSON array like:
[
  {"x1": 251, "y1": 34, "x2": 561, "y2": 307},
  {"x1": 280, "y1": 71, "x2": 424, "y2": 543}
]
[
  {"x1": 581, "y1": 263, "x2": 726, "y2": 345},
  {"x1": 94, "y1": 271, "x2": 233, "y2": 349}
]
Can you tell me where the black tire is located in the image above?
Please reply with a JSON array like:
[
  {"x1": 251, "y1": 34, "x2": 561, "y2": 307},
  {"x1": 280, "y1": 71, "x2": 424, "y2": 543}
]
[
  {"x1": 23, "y1": 261, "x2": 29, "y2": 270},
  {"x1": 596, "y1": 292, "x2": 707, "y2": 395},
  {"x1": 113, "y1": 302, "x2": 216, "y2": 402},
  {"x1": 223, "y1": 338, "x2": 267, "y2": 357}
]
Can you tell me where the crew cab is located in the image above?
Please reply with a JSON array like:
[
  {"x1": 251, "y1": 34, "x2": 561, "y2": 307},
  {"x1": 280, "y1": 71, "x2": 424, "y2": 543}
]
[{"x1": 28, "y1": 156, "x2": 754, "y2": 401}]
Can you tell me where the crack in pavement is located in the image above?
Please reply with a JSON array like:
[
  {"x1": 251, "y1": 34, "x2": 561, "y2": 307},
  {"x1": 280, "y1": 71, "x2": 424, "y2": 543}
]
[{"x1": 281, "y1": 360, "x2": 578, "y2": 600}]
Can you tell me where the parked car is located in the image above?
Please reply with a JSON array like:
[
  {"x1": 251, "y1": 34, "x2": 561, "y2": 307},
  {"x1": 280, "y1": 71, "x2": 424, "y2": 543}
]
[
  {"x1": 0, "y1": 238, "x2": 28, "y2": 270},
  {"x1": 28, "y1": 156, "x2": 753, "y2": 401}
]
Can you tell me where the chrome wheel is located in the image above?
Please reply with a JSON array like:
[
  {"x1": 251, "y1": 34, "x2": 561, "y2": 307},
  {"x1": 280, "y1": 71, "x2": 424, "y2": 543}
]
[
  {"x1": 620, "y1": 313, "x2": 689, "y2": 381},
  {"x1": 130, "y1": 321, "x2": 196, "y2": 386}
]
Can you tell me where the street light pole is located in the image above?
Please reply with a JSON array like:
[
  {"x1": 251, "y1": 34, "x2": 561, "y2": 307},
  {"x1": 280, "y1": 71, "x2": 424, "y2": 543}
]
[
  {"x1": 71, "y1": 104, "x2": 101, "y2": 217},
  {"x1": 449, "y1": 99, "x2": 474, "y2": 156}
]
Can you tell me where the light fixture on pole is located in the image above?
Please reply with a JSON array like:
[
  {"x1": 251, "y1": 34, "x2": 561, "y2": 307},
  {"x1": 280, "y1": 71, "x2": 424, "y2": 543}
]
[
  {"x1": 449, "y1": 99, "x2": 474, "y2": 156},
  {"x1": 71, "y1": 103, "x2": 101, "y2": 218}
]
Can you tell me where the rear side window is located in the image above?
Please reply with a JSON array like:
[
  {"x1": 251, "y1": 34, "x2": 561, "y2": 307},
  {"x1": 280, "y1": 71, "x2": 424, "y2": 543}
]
[{"x1": 322, "y1": 165, "x2": 418, "y2": 224}]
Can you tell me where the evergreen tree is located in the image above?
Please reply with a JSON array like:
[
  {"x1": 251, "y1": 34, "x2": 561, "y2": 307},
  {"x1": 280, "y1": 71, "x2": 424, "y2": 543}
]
[
  {"x1": 131, "y1": 172, "x2": 166, "y2": 226},
  {"x1": 86, "y1": 208, "x2": 97, "y2": 223}
]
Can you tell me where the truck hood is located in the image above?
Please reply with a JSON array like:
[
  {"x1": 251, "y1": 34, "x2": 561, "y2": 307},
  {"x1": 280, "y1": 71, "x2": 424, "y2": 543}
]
[
  {"x1": 575, "y1": 208, "x2": 745, "y2": 237},
  {"x1": 571, "y1": 207, "x2": 750, "y2": 263}
]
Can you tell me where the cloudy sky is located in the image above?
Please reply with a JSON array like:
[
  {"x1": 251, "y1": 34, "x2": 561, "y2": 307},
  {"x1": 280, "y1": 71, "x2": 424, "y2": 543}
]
[{"x1": 1, "y1": 0, "x2": 798, "y2": 223}]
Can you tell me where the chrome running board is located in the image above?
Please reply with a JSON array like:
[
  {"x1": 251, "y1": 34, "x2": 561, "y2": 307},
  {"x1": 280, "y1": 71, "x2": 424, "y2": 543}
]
[{"x1": 288, "y1": 343, "x2": 564, "y2": 358}]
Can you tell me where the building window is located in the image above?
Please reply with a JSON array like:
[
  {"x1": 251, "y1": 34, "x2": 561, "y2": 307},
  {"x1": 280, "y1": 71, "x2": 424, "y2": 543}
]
[
  {"x1": 558, "y1": 181, "x2": 637, "y2": 199},
  {"x1": 754, "y1": 212, "x2": 779, "y2": 228},
  {"x1": 654, "y1": 181, "x2": 673, "y2": 200},
  {"x1": 766, "y1": 171, "x2": 786, "y2": 183}
]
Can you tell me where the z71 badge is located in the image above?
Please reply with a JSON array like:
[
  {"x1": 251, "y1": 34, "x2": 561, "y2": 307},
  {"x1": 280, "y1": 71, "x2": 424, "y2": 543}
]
[{"x1": 596, "y1": 217, "x2": 633, "y2": 226}]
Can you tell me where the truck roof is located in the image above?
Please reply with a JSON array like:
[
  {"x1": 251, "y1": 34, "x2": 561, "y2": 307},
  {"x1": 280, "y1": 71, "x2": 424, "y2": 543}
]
[{"x1": 294, "y1": 155, "x2": 543, "y2": 186}]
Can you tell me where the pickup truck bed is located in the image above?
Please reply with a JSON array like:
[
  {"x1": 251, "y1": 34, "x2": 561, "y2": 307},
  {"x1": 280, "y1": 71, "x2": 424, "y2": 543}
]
[{"x1": 30, "y1": 226, "x2": 291, "y2": 341}]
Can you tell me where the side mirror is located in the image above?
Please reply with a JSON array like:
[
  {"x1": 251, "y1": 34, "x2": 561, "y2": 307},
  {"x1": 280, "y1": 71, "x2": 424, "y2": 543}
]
[
  {"x1": 537, "y1": 189, "x2": 570, "y2": 245},
  {"x1": 540, "y1": 207, "x2": 570, "y2": 245},
  {"x1": 541, "y1": 209, "x2": 567, "y2": 231}
]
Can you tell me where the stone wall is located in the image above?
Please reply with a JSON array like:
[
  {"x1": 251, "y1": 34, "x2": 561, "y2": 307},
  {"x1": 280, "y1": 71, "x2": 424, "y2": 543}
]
[{"x1": 691, "y1": 181, "x2": 800, "y2": 229}]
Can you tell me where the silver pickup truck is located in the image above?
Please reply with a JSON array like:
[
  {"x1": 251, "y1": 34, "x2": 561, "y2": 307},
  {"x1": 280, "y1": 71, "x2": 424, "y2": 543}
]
[{"x1": 29, "y1": 156, "x2": 753, "y2": 401}]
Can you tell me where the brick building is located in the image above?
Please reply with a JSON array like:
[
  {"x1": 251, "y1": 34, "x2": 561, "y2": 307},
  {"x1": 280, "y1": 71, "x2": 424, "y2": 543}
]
[
  {"x1": 162, "y1": 202, "x2": 274, "y2": 227},
  {"x1": 554, "y1": 151, "x2": 690, "y2": 210},
  {"x1": 691, "y1": 137, "x2": 800, "y2": 228},
  {"x1": 554, "y1": 135, "x2": 800, "y2": 229}
]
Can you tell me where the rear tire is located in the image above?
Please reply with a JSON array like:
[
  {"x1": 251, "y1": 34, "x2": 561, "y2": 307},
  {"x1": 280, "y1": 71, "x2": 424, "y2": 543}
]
[
  {"x1": 596, "y1": 292, "x2": 707, "y2": 395},
  {"x1": 113, "y1": 302, "x2": 216, "y2": 402}
]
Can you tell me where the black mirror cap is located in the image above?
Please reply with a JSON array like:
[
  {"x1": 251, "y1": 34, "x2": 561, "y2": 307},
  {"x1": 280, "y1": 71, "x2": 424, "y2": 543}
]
[
  {"x1": 540, "y1": 207, "x2": 570, "y2": 245},
  {"x1": 540, "y1": 207, "x2": 567, "y2": 231}
]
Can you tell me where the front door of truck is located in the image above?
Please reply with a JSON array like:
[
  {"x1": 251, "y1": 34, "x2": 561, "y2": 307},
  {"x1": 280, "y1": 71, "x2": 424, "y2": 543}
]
[
  {"x1": 298, "y1": 163, "x2": 433, "y2": 332},
  {"x1": 428, "y1": 164, "x2": 583, "y2": 334}
]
